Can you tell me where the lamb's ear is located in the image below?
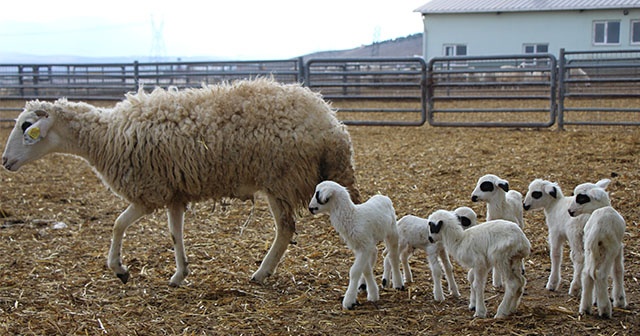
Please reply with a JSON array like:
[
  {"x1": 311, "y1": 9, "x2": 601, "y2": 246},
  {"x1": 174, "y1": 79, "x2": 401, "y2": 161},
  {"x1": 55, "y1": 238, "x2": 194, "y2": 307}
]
[
  {"x1": 429, "y1": 220, "x2": 443, "y2": 234},
  {"x1": 315, "y1": 190, "x2": 330, "y2": 205},
  {"x1": 595, "y1": 178, "x2": 611, "y2": 189},
  {"x1": 545, "y1": 185, "x2": 557, "y2": 199},
  {"x1": 497, "y1": 180, "x2": 510, "y2": 192},
  {"x1": 23, "y1": 110, "x2": 52, "y2": 145}
]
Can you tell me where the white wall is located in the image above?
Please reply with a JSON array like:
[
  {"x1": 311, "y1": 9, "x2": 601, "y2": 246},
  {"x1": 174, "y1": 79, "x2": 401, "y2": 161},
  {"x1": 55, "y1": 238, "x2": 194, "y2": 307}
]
[{"x1": 421, "y1": 9, "x2": 640, "y2": 60}]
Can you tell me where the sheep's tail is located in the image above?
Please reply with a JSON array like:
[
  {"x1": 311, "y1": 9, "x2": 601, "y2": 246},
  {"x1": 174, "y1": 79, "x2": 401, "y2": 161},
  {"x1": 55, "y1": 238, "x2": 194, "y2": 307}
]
[{"x1": 320, "y1": 129, "x2": 361, "y2": 204}]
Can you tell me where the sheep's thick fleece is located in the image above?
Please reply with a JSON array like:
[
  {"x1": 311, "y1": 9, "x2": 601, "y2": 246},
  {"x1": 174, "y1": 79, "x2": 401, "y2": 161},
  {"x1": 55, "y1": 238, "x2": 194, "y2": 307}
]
[{"x1": 27, "y1": 79, "x2": 359, "y2": 210}]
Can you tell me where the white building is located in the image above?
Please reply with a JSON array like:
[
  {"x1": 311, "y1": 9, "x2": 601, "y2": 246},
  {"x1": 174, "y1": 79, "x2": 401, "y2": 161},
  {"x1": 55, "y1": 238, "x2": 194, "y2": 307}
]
[{"x1": 414, "y1": 0, "x2": 640, "y2": 60}]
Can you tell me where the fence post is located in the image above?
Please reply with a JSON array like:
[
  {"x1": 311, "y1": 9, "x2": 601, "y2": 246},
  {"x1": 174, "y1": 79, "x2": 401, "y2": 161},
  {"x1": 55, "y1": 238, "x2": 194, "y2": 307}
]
[
  {"x1": 297, "y1": 57, "x2": 306, "y2": 85},
  {"x1": 133, "y1": 61, "x2": 140, "y2": 91},
  {"x1": 557, "y1": 48, "x2": 566, "y2": 131}
]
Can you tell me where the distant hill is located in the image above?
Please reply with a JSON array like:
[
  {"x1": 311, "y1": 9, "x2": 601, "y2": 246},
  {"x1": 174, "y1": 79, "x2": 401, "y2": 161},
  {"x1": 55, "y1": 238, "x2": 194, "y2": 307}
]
[{"x1": 301, "y1": 33, "x2": 423, "y2": 61}]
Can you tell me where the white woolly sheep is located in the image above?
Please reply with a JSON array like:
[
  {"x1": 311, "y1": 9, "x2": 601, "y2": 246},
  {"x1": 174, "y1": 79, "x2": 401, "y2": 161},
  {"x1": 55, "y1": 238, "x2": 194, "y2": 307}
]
[
  {"x1": 523, "y1": 178, "x2": 610, "y2": 294},
  {"x1": 2, "y1": 78, "x2": 361, "y2": 287},
  {"x1": 568, "y1": 185, "x2": 627, "y2": 318},
  {"x1": 308, "y1": 180, "x2": 403, "y2": 310},
  {"x1": 427, "y1": 210, "x2": 530, "y2": 318},
  {"x1": 471, "y1": 173, "x2": 524, "y2": 287},
  {"x1": 382, "y1": 206, "x2": 477, "y2": 302}
]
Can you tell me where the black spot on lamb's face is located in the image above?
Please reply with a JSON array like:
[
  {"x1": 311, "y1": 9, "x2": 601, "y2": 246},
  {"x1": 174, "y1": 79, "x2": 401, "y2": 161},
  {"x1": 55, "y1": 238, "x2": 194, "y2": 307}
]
[
  {"x1": 480, "y1": 181, "x2": 494, "y2": 192},
  {"x1": 576, "y1": 193, "x2": 590, "y2": 205},
  {"x1": 459, "y1": 216, "x2": 472, "y2": 227},
  {"x1": 531, "y1": 191, "x2": 543, "y2": 199},
  {"x1": 21, "y1": 121, "x2": 33, "y2": 133}
]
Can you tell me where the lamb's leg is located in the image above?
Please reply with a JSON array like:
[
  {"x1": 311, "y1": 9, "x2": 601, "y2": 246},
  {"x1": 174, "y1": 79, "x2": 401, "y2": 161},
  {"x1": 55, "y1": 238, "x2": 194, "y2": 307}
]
[
  {"x1": 467, "y1": 269, "x2": 476, "y2": 311},
  {"x1": 568, "y1": 236, "x2": 584, "y2": 296},
  {"x1": 579, "y1": 269, "x2": 594, "y2": 315},
  {"x1": 491, "y1": 266, "x2": 503, "y2": 288},
  {"x1": 426, "y1": 248, "x2": 445, "y2": 302},
  {"x1": 359, "y1": 248, "x2": 377, "y2": 291},
  {"x1": 167, "y1": 203, "x2": 189, "y2": 286},
  {"x1": 343, "y1": 250, "x2": 367, "y2": 309},
  {"x1": 612, "y1": 247, "x2": 627, "y2": 309},
  {"x1": 107, "y1": 204, "x2": 147, "y2": 284},
  {"x1": 437, "y1": 246, "x2": 460, "y2": 297},
  {"x1": 363, "y1": 249, "x2": 379, "y2": 303},
  {"x1": 385, "y1": 235, "x2": 405, "y2": 290},
  {"x1": 472, "y1": 268, "x2": 489, "y2": 318},
  {"x1": 251, "y1": 196, "x2": 295, "y2": 283},
  {"x1": 594, "y1": 263, "x2": 612, "y2": 318},
  {"x1": 495, "y1": 259, "x2": 525, "y2": 318},
  {"x1": 400, "y1": 248, "x2": 413, "y2": 284},
  {"x1": 546, "y1": 234, "x2": 564, "y2": 291},
  {"x1": 382, "y1": 252, "x2": 391, "y2": 288}
]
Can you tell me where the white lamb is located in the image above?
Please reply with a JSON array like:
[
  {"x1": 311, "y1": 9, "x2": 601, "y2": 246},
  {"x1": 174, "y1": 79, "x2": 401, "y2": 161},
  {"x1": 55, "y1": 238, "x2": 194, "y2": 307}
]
[
  {"x1": 2, "y1": 78, "x2": 361, "y2": 287},
  {"x1": 382, "y1": 206, "x2": 477, "y2": 302},
  {"x1": 523, "y1": 178, "x2": 610, "y2": 295},
  {"x1": 568, "y1": 185, "x2": 627, "y2": 318},
  {"x1": 308, "y1": 180, "x2": 403, "y2": 310},
  {"x1": 427, "y1": 210, "x2": 530, "y2": 318},
  {"x1": 471, "y1": 174, "x2": 524, "y2": 287}
]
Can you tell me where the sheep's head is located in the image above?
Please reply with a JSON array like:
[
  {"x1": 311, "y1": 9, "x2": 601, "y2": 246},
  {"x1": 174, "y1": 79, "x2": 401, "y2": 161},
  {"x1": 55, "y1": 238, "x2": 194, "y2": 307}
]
[
  {"x1": 568, "y1": 187, "x2": 611, "y2": 217},
  {"x1": 427, "y1": 209, "x2": 458, "y2": 243},
  {"x1": 453, "y1": 206, "x2": 477, "y2": 228},
  {"x1": 523, "y1": 179, "x2": 560, "y2": 211},
  {"x1": 308, "y1": 180, "x2": 344, "y2": 215},
  {"x1": 572, "y1": 178, "x2": 610, "y2": 197},
  {"x1": 2, "y1": 105, "x2": 57, "y2": 172},
  {"x1": 471, "y1": 174, "x2": 509, "y2": 202}
]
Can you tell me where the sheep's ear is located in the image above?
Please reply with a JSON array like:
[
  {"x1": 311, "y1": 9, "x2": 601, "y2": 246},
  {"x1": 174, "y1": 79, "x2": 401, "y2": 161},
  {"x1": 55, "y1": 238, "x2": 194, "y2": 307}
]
[
  {"x1": 23, "y1": 110, "x2": 52, "y2": 145},
  {"x1": 497, "y1": 181, "x2": 510, "y2": 192},
  {"x1": 429, "y1": 220, "x2": 443, "y2": 234},
  {"x1": 546, "y1": 185, "x2": 557, "y2": 199},
  {"x1": 595, "y1": 179, "x2": 611, "y2": 189}
]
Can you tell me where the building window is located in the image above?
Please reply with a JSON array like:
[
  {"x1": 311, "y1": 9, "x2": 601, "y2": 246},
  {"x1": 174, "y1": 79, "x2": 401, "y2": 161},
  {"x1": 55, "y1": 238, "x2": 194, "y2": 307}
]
[
  {"x1": 632, "y1": 20, "x2": 640, "y2": 44},
  {"x1": 593, "y1": 20, "x2": 621, "y2": 45},
  {"x1": 523, "y1": 44, "x2": 548, "y2": 54},
  {"x1": 443, "y1": 44, "x2": 467, "y2": 57}
]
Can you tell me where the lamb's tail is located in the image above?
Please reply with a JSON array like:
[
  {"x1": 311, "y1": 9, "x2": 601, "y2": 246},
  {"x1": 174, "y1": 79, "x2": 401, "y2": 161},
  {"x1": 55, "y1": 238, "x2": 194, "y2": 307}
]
[{"x1": 320, "y1": 129, "x2": 361, "y2": 204}]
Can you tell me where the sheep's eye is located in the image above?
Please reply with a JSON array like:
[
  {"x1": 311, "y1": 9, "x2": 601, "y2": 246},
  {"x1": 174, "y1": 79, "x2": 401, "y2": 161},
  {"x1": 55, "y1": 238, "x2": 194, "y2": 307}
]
[
  {"x1": 21, "y1": 121, "x2": 33, "y2": 133},
  {"x1": 480, "y1": 181, "x2": 494, "y2": 192},
  {"x1": 532, "y1": 191, "x2": 543, "y2": 199},
  {"x1": 576, "y1": 194, "x2": 590, "y2": 205}
]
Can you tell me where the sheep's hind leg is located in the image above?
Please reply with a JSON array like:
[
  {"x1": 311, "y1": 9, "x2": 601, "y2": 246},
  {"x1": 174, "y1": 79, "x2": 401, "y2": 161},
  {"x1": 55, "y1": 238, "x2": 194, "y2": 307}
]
[
  {"x1": 167, "y1": 202, "x2": 189, "y2": 286},
  {"x1": 251, "y1": 196, "x2": 295, "y2": 283},
  {"x1": 107, "y1": 204, "x2": 148, "y2": 284}
]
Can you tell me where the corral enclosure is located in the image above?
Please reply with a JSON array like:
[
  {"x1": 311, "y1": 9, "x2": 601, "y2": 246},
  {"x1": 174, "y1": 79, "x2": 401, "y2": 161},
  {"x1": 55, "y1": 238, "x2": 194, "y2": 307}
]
[{"x1": 0, "y1": 97, "x2": 639, "y2": 335}]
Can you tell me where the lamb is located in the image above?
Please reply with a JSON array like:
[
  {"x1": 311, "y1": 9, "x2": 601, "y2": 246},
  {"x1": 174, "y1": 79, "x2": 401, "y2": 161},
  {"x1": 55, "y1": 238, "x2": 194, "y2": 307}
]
[
  {"x1": 427, "y1": 210, "x2": 530, "y2": 318},
  {"x1": 382, "y1": 206, "x2": 477, "y2": 302},
  {"x1": 2, "y1": 78, "x2": 361, "y2": 287},
  {"x1": 523, "y1": 178, "x2": 610, "y2": 295},
  {"x1": 471, "y1": 174, "x2": 524, "y2": 287},
  {"x1": 568, "y1": 185, "x2": 627, "y2": 318},
  {"x1": 308, "y1": 180, "x2": 403, "y2": 310}
]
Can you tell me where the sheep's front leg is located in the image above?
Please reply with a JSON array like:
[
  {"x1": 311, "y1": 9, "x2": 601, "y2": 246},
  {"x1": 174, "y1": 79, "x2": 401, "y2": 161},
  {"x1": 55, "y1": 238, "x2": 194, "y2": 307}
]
[
  {"x1": 107, "y1": 204, "x2": 147, "y2": 284},
  {"x1": 546, "y1": 234, "x2": 564, "y2": 291},
  {"x1": 438, "y1": 246, "x2": 460, "y2": 298},
  {"x1": 167, "y1": 203, "x2": 189, "y2": 286},
  {"x1": 251, "y1": 196, "x2": 294, "y2": 283},
  {"x1": 427, "y1": 249, "x2": 445, "y2": 302},
  {"x1": 343, "y1": 250, "x2": 367, "y2": 309}
]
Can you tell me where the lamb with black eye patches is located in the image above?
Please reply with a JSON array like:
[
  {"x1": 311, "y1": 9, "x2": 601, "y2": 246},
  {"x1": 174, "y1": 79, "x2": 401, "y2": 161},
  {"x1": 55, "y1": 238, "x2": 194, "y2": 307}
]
[
  {"x1": 471, "y1": 174, "x2": 524, "y2": 288},
  {"x1": 523, "y1": 178, "x2": 610, "y2": 295},
  {"x1": 568, "y1": 184, "x2": 627, "y2": 318},
  {"x1": 427, "y1": 209, "x2": 530, "y2": 318}
]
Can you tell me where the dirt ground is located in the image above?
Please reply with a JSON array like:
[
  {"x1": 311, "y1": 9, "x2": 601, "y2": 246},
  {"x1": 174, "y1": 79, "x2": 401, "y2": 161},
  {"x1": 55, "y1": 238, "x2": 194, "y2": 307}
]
[{"x1": 0, "y1": 101, "x2": 639, "y2": 335}]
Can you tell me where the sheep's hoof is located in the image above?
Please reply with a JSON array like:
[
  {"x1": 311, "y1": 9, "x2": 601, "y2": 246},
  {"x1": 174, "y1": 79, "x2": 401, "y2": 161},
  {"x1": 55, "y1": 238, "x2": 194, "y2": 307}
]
[
  {"x1": 381, "y1": 279, "x2": 388, "y2": 288},
  {"x1": 396, "y1": 286, "x2": 405, "y2": 291},
  {"x1": 345, "y1": 301, "x2": 360, "y2": 310},
  {"x1": 250, "y1": 271, "x2": 272, "y2": 284},
  {"x1": 116, "y1": 272, "x2": 130, "y2": 284},
  {"x1": 358, "y1": 284, "x2": 367, "y2": 292}
]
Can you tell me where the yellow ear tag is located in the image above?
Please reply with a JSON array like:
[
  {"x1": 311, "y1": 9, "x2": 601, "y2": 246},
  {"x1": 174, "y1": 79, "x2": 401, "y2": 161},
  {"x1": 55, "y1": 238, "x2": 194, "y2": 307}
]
[{"x1": 27, "y1": 127, "x2": 40, "y2": 140}]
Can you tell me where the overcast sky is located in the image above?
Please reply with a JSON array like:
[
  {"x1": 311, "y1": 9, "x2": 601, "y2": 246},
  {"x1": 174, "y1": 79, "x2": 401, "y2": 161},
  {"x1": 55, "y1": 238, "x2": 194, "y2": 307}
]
[{"x1": 0, "y1": 0, "x2": 425, "y2": 60}]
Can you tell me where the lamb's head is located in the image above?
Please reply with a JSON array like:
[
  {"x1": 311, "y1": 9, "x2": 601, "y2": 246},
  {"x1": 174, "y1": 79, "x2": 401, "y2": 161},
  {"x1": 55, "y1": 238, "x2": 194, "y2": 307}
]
[
  {"x1": 453, "y1": 206, "x2": 477, "y2": 228},
  {"x1": 572, "y1": 178, "x2": 610, "y2": 197},
  {"x1": 471, "y1": 174, "x2": 509, "y2": 202},
  {"x1": 308, "y1": 180, "x2": 346, "y2": 215},
  {"x1": 523, "y1": 179, "x2": 561, "y2": 211},
  {"x1": 427, "y1": 209, "x2": 459, "y2": 243},
  {"x1": 2, "y1": 102, "x2": 58, "y2": 172},
  {"x1": 568, "y1": 186, "x2": 611, "y2": 217}
]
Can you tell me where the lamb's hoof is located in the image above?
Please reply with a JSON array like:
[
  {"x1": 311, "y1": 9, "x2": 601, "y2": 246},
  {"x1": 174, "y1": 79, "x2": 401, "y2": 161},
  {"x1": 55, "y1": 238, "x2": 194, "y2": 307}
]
[
  {"x1": 116, "y1": 272, "x2": 130, "y2": 284},
  {"x1": 345, "y1": 301, "x2": 360, "y2": 310},
  {"x1": 358, "y1": 283, "x2": 367, "y2": 292},
  {"x1": 250, "y1": 271, "x2": 272, "y2": 284},
  {"x1": 395, "y1": 286, "x2": 405, "y2": 291},
  {"x1": 381, "y1": 278, "x2": 388, "y2": 287}
]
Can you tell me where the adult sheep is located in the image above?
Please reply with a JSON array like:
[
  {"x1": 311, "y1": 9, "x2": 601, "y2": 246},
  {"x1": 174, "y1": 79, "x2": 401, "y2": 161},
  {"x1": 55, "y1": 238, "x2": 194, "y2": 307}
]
[{"x1": 2, "y1": 78, "x2": 361, "y2": 287}]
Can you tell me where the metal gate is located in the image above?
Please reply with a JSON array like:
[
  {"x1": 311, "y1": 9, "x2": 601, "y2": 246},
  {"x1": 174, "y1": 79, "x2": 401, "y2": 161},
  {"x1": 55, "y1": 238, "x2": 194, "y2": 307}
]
[
  {"x1": 427, "y1": 54, "x2": 557, "y2": 127},
  {"x1": 304, "y1": 57, "x2": 427, "y2": 126}
]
